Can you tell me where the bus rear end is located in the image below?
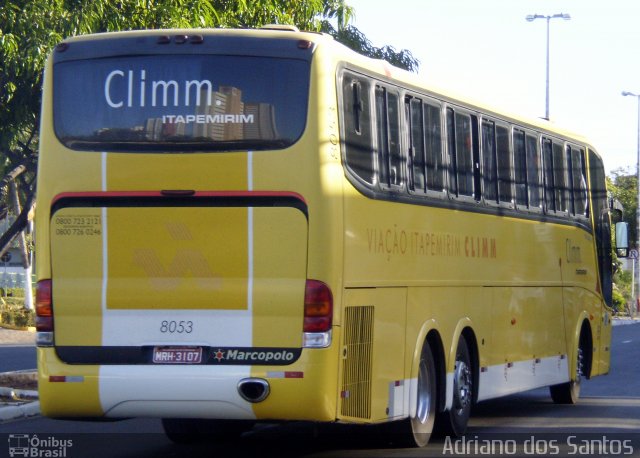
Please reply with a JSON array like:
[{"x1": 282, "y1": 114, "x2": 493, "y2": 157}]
[{"x1": 35, "y1": 29, "x2": 339, "y2": 429}]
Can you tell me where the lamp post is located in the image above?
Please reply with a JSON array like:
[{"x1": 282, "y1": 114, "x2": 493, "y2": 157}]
[
  {"x1": 526, "y1": 13, "x2": 571, "y2": 120},
  {"x1": 622, "y1": 90, "x2": 640, "y2": 316}
]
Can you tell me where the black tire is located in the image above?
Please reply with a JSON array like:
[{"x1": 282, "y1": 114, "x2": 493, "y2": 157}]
[
  {"x1": 435, "y1": 335, "x2": 472, "y2": 437},
  {"x1": 162, "y1": 418, "x2": 254, "y2": 444},
  {"x1": 550, "y1": 333, "x2": 586, "y2": 404},
  {"x1": 394, "y1": 342, "x2": 437, "y2": 447}
]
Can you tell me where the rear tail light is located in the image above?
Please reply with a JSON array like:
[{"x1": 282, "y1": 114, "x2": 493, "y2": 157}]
[
  {"x1": 303, "y1": 280, "x2": 332, "y2": 348},
  {"x1": 36, "y1": 279, "x2": 54, "y2": 346}
]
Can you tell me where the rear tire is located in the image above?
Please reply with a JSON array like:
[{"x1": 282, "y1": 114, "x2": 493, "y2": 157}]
[
  {"x1": 550, "y1": 333, "x2": 586, "y2": 404},
  {"x1": 435, "y1": 335, "x2": 472, "y2": 437},
  {"x1": 395, "y1": 342, "x2": 437, "y2": 447}
]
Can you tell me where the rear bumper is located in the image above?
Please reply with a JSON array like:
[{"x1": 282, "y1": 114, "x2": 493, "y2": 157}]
[{"x1": 37, "y1": 345, "x2": 338, "y2": 421}]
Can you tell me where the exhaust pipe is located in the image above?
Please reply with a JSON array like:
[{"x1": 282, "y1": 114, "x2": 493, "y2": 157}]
[{"x1": 238, "y1": 378, "x2": 270, "y2": 403}]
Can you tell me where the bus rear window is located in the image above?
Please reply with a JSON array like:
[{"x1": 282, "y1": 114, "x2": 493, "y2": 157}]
[{"x1": 53, "y1": 55, "x2": 310, "y2": 152}]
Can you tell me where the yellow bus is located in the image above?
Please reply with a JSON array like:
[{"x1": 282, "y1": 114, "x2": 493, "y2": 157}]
[{"x1": 36, "y1": 26, "x2": 617, "y2": 446}]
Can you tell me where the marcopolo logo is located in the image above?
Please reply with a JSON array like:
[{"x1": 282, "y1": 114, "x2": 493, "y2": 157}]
[
  {"x1": 8, "y1": 434, "x2": 73, "y2": 457},
  {"x1": 211, "y1": 347, "x2": 301, "y2": 365}
]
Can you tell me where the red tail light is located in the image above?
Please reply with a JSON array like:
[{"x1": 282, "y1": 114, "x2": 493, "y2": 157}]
[
  {"x1": 303, "y1": 280, "x2": 333, "y2": 333},
  {"x1": 36, "y1": 279, "x2": 53, "y2": 332}
]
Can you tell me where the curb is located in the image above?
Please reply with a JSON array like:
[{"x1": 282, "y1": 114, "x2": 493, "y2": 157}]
[
  {"x1": 0, "y1": 400, "x2": 40, "y2": 422},
  {"x1": 0, "y1": 386, "x2": 38, "y2": 400},
  {"x1": 0, "y1": 322, "x2": 36, "y2": 332},
  {"x1": 0, "y1": 370, "x2": 40, "y2": 422}
]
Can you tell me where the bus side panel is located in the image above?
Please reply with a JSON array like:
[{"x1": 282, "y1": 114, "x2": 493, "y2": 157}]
[
  {"x1": 38, "y1": 348, "x2": 103, "y2": 417},
  {"x1": 250, "y1": 344, "x2": 339, "y2": 422},
  {"x1": 407, "y1": 287, "x2": 492, "y2": 406},
  {"x1": 50, "y1": 208, "x2": 104, "y2": 346},
  {"x1": 250, "y1": 205, "x2": 307, "y2": 348},
  {"x1": 562, "y1": 286, "x2": 609, "y2": 377},
  {"x1": 337, "y1": 288, "x2": 407, "y2": 423},
  {"x1": 597, "y1": 309, "x2": 612, "y2": 376}
]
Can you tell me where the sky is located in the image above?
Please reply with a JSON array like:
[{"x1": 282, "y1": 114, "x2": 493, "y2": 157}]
[{"x1": 346, "y1": 0, "x2": 640, "y2": 174}]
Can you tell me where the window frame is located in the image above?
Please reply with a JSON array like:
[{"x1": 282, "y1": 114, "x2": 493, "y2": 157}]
[
  {"x1": 525, "y1": 132, "x2": 544, "y2": 214},
  {"x1": 567, "y1": 143, "x2": 589, "y2": 220},
  {"x1": 513, "y1": 127, "x2": 529, "y2": 209},
  {"x1": 336, "y1": 64, "x2": 594, "y2": 231},
  {"x1": 405, "y1": 93, "x2": 447, "y2": 199},
  {"x1": 375, "y1": 84, "x2": 405, "y2": 192},
  {"x1": 445, "y1": 104, "x2": 479, "y2": 204},
  {"x1": 480, "y1": 116, "x2": 514, "y2": 209},
  {"x1": 512, "y1": 127, "x2": 544, "y2": 214},
  {"x1": 340, "y1": 71, "x2": 376, "y2": 186}
]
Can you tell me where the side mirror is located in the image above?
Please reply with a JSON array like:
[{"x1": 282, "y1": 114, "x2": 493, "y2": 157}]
[
  {"x1": 615, "y1": 222, "x2": 629, "y2": 258},
  {"x1": 610, "y1": 198, "x2": 624, "y2": 223}
]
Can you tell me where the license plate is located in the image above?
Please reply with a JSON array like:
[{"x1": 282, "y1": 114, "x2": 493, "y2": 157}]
[{"x1": 152, "y1": 347, "x2": 202, "y2": 364}]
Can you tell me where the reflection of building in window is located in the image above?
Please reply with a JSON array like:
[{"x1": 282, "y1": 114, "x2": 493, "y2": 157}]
[
  {"x1": 159, "y1": 118, "x2": 186, "y2": 138},
  {"x1": 194, "y1": 87, "x2": 244, "y2": 141},
  {"x1": 194, "y1": 91, "x2": 228, "y2": 140},
  {"x1": 142, "y1": 85, "x2": 278, "y2": 142},
  {"x1": 244, "y1": 103, "x2": 278, "y2": 140},
  {"x1": 220, "y1": 86, "x2": 244, "y2": 140},
  {"x1": 146, "y1": 118, "x2": 162, "y2": 140}
]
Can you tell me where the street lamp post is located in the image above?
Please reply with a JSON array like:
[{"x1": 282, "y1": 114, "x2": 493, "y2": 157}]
[
  {"x1": 526, "y1": 13, "x2": 571, "y2": 120},
  {"x1": 622, "y1": 90, "x2": 640, "y2": 316}
]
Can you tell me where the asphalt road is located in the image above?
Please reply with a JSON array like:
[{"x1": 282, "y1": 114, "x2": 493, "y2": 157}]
[
  {"x1": 1, "y1": 323, "x2": 639, "y2": 457},
  {"x1": 0, "y1": 346, "x2": 36, "y2": 373}
]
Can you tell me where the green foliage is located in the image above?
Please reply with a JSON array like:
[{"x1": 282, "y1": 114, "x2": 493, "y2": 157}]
[
  {"x1": 321, "y1": 22, "x2": 419, "y2": 72},
  {"x1": 612, "y1": 287, "x2": 626, "y2": 314},
  {"x1": 608, "y1": 168, "x2": 637, "y2": 247},
  {"x1": 0, "y1": 299, "x2": 34, "y2": 329},
  {"x1": 613, "y1": 268, "x2": 632, "y2": 314}
]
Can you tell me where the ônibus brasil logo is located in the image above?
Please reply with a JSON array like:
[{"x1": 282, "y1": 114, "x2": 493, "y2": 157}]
[{"x1": 8, "y1": 434, "x2": 73, "y2": 457}]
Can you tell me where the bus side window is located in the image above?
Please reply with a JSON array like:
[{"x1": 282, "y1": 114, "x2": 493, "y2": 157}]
[
  {"x1": 513, "y1": 128, "x2": 527, "y2": 207},
  {"x1": 455, "y1": 112, "x2": 474, "y2": 197},
  {"x1": 406, "y1": 96, "x2": 426, "y2": 192},
  {"x1": 482, "y1": 119, "x2": 498, "y2": 203},
  {"x1": 565, "y1": 145, "x2": 575, "y2": 215},
  {"x1": 496, "y1": 124, "x2": 511, "y2": 204},
  {"x1": 526, "y1": 133, "x2": 542, "y2": 210},
  {"x1": 376, "y1": 86, "x2": 402, "y2": 188},
  {"x1": 446, "y1": 108, "x2": 458, "y2": 196},
  {"x1": 387, "y1": 91, "x2": 402, "y2": 187},
  {"x1": 553, "y1": 141, "x2": 568, "y2": 213},
  {"x1": 375, "y1": 87, "x2": 390, "y2": 186},
  {"x1": 570, "y1": 146, "x2": 588, "y2": 217},
  {"x1": 424, "y1": 103, "x2": 445, "y2": 193},
  {"x1": 342, "y1": 76, "x2": 374, "y2": 184},
  {"x1": 542, "y1": 137, "x2": 555, "y2": 212}
]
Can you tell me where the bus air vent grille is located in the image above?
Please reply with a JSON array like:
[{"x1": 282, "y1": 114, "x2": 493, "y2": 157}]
[{"x1": 340, "y1": 305, "x2": 374, "y2": 419}]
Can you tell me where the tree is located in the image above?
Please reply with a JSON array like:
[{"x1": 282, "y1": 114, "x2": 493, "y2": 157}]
[
  {"x1": 608, "y1": 168, "x2": 637, "y2": 248},
  {"x1": 0, "y1": 0, "x2": 420, "y2": 250},
  {"x1": 608, "y1": 167, "x2": 637, "y2": 315}
]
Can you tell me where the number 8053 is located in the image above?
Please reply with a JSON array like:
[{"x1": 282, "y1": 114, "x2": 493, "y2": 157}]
[{"x1": 160, "y1": 320, "x2": 193, "y2": 334}]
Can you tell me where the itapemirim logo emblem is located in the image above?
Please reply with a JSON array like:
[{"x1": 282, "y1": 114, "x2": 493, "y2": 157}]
[{"x1": 8, "y1": 434, "x2": 73, "y2": 457}]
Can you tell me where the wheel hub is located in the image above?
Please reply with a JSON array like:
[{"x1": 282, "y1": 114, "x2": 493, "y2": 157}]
[{"x1": 453, "y1": 360, "x2": 472, "y2": 412}]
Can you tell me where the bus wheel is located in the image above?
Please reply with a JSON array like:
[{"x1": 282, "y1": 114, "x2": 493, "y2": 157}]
[
  {"x1": 395, "y1": 341, "x2": 437, "y2": 447},
  {"x1": 436, "y1": 335, "x2": 472, "y2": 437},
  {"x1": 550, "y1": 335, "x2": 585, "y2": 404}
]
